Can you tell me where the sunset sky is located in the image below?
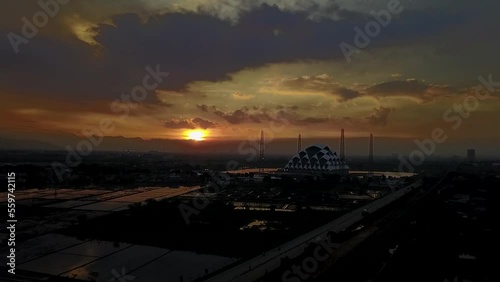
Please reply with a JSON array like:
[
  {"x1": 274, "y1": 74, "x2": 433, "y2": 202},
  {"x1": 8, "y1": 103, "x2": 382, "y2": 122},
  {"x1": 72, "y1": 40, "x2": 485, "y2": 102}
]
[{"x1": 1, "y1": 0, "x2": 499, "y2": 156}]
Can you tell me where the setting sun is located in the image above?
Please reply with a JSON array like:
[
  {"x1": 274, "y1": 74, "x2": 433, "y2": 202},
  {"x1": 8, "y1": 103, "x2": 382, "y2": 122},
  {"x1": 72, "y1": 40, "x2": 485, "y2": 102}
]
[{"x1": 186, "y1": 130, "x2": 206, "y2": 141}]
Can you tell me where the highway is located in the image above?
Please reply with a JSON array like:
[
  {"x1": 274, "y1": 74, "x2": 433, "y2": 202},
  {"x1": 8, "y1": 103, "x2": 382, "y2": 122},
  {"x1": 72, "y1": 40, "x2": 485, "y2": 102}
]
[{"x1": 204, "y1": 179, "x2": 423, "y2": 282}]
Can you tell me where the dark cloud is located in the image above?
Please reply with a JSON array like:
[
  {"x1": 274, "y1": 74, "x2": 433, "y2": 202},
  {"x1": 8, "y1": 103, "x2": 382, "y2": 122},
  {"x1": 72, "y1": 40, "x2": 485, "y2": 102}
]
[
  {"x1": 196, "y1": 0, "x2": 353, "y2": 23},
  {"x1": 366, "y1": 79, "x2": 428, "y2": 95},
  {"x1": 365, "y1": 107, "x2": 394, "y2": 126},
  {"x1": 0, "y1": 4, "x2": 464, "y2": 103},
  {"x1": 192, "y1": 117, "x2": 217, "y2": 129},
  {"x1": 365, "y1": 79, "x2": 459, "y2": 101},
  {"x1": 280, "y1": 74, "x2": 361, "y2": 101},
  {"x1": 213, "y1": 108, "x2": 263, "y2": 124},
  {"x1": 211, "y1": 105, "x2": 300, "y2": 124},
  {"x1": 164, "y1": 117, "x2": 217, "y2": 129},
  {"x1": 278, "y1": 74, "x2": 465, "y2": 103},
  {"x1": 164, "y1": 119, "x2": 195, "y2": 129},
  {"x1": 337, "y1": 87, "x2": 361, "y2": 101},
  {"x1": 210, "y1": 104, "x2": 336, "y2": 126},
  {"x1": 196, "y1": 104, "x2": 209, "y2": 112}
]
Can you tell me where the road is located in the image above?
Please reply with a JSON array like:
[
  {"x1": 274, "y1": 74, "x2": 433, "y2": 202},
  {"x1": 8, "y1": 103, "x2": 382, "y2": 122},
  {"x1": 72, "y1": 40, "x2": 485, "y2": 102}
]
[{"x1": 204, "y1": 179, "x2": 423, "y2": 282}]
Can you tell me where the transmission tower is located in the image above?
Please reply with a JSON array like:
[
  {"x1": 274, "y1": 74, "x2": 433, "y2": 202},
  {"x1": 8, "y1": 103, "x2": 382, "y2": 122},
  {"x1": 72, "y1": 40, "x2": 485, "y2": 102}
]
[
  {"x1": 369, "y1": 133, "x2": 374, "y2": 171},
  {"x1": 259, "y1": 130, "x2": 265, "y2": 172},
  {"x1": 340, "y1": 129, "x2": 345, "y2": 161}
]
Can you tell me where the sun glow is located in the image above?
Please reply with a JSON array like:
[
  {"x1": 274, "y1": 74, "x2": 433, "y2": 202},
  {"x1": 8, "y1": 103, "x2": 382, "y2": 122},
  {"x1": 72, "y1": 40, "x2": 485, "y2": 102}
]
[{"x1": 186, "y1": 130, "x2": 206, "y2": 141}]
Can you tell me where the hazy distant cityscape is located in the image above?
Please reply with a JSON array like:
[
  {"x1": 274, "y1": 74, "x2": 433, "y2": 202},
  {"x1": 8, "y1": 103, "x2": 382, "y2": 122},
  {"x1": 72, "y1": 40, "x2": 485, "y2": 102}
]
[{"x1": 1, "y1": 133, "x2": 499, "y2": 281}]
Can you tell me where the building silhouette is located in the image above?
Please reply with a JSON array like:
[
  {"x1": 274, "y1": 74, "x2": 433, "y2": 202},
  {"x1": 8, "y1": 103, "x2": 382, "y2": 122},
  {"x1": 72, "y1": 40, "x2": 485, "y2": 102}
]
[{"x1": 467, "y1": 149, "x2": 476, "y2": 162}]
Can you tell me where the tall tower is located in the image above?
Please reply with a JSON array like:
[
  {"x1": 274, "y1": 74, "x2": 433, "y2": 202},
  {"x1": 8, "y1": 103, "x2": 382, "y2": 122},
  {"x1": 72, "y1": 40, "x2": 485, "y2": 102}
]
[
  {"x1": 259, "y1": 130, "x2": 265, "y2": 172},
  {"x1": 340, "y1": 129, "x2": 345, "y2": 161},
  {"x1": 298, "y1": 134, "x2": 302, "y2": 154},
  {"x1": 369, "y1": 133, "x2": 374, "y2": 170}
]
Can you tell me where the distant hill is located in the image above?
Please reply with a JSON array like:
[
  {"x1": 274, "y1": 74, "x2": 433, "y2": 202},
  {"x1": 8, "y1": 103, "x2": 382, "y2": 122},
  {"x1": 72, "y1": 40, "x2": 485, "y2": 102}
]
[{"x1": 0, "y1": 137, "x2": 59, "y2": 150}]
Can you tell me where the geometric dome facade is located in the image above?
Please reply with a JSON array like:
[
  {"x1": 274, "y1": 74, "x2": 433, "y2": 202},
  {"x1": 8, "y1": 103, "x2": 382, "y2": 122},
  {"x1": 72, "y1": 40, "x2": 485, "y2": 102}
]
[{"x1": 284, "y1": 144, "x2": 349, "y2": 173}]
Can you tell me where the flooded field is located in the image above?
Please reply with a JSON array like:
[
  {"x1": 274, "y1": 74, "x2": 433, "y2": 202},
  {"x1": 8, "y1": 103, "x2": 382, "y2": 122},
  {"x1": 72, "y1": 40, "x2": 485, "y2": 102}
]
[{"x1": 9, "y1": 233, "x2": 237, "y2": 282}]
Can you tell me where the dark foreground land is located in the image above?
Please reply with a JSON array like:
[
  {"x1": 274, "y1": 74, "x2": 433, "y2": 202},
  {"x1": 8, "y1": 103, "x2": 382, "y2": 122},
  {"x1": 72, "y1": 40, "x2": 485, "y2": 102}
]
[
  {"x1": 60, "y1": 198, "x2": 345, "y2": 259},
  {"x1": 1, "y1": 150, "x2": 498, "y2": 282},
  {"x1": 257, "y1": 167, "x2": 499, "y2": 282},
  {"x1": 313, "y1": 168, "x2": 499, "y2": 282}
]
